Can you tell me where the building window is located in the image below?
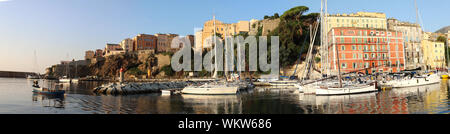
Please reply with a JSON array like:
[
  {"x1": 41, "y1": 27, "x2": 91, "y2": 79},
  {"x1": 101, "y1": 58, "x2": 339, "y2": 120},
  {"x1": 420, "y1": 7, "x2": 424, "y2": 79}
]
[
  {"x1": 342, "y1": 54, "x2": 345, "y2": 59},
  {"x1": 353, "y1": 53, "x2": 357, "y2": 59},
  {"x1": 353, "y1": 63, "x2": 357, "y2": 69},
  {"x1": 341, "y1": 37, "x2": 345, "y2": 43},
  {"x1": 364, "y1": 54, "x2": 368, "y2": 59},
  {"x1": 352, "y1": 45, "x2": 356, "y2": 50},
  {"x1": 358, "y1": 46, "x2": 362, "y2": 50},
  {"x1": 341, "y1": 45, "x2": 345, "y2": 51},
  {"x1": 342, "y1": 63, "x2": 347, "y2": 68}
]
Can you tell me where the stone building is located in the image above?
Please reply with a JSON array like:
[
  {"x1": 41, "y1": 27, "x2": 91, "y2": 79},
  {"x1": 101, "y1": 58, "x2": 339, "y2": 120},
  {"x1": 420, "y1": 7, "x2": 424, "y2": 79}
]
[
  {"x1": 95, "y1": 49, "x2": 104, "y2": 58},
  {"x1": 201, "y1": 19, "x2": 251, "y2": 49},
  {"x1": 104, "y1": 43, "x2": 124, "y2": 57},
  {"x1": 120, "y1": 38, "x2": 133, "y2": 52},
  {"x1": 85, "y1": 50, "x2": 95, "y2": 60},
  {"x1": 387, "y1": 18, "x2": 423, "y2": 69},
  {"x1": 133, "y1": 34, "x2": 158, "y2": 51},
  {"x1": 194, "y1": 29, "x2": 203, "y2": 52},
  {"x1": 155, "y1": 33, "x2": 178, "y2": 53}
]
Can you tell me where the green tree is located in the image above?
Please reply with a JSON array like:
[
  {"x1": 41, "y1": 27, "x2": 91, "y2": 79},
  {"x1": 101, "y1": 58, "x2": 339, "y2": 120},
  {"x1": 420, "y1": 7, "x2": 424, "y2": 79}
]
[
  {"x1": 274, "y1": 13, "x2": 280, "y2": 19},
  {"x1": 268, "y1": 6, "x2": 319, "y2": 67},
  {"x1": 437, "y1": 35, "x2": 447, "y2": 44}
]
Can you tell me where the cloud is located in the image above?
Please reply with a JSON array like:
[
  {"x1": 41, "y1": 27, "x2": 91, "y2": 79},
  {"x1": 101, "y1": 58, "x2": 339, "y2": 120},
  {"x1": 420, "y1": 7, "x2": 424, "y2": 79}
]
[{"x1": 0, "y1": 0, "x2": 11, "y2": 2}]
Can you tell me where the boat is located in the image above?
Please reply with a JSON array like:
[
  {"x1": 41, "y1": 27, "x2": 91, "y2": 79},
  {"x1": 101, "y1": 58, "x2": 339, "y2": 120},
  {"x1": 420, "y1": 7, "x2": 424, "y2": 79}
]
[
  {"x1": 315, "y1": 83, "x2": 377, "y2": 96},
  {"x1": 298, "y1": 3, "x2": 376, "y2": 96},
  {"x1": 58, "y1": 58, "x2": 79, "y2": 83},
  {"x1": 181, "y1": 15, "x2": 244, "y2": 95},
  {"x1": 182, "y1": 82, "x2": 240, "y2": 95},
  {"x1": 32, "y1": 81, "x2": 65, "y2": 95},
  {"x1": 384, "y1": 72, "x2": 440, "y2": 88}
]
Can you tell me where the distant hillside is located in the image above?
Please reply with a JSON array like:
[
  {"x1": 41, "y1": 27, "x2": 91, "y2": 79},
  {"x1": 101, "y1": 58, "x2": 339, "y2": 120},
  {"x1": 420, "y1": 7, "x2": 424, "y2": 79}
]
[{"x1": 435, "y1": 26, "x2": 450, "y2": 33}]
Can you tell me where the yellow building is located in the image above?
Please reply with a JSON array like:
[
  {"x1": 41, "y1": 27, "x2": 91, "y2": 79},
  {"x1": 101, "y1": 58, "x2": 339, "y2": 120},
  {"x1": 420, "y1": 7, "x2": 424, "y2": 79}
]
[
  {"x1": 326, "y1": 12, "x2": 387, "y2": 33},
  {"x1": 201, "y1": 19, "x2": 250, "y2": 49},
  {"x1": 422, "y1": 32, "x2": 446, "y2": 69}
]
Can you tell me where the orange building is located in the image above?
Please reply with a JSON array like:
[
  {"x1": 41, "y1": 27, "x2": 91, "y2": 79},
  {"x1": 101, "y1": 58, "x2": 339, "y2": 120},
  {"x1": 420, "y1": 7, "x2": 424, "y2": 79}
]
[
  {"x1": 327, "y1": 27, "x2": 405, "y2": 74},
  {"x1": 133, "y1": 34, "x2": 158, "y2": 51}
]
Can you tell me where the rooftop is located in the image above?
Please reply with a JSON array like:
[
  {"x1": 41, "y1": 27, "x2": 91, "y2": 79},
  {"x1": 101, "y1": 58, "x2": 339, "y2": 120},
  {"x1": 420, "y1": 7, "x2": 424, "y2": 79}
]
[{"x1": 328, "y1": 12, "x2": 386, "y2": 18}]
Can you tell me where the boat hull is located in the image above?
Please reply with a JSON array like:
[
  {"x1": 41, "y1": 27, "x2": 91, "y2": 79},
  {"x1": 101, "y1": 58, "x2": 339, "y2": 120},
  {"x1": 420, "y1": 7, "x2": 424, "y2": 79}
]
[
  {"x1": 182, "y1": 86, "x2": 239, "y2": 95},
  {"x1": 386, "y1": 74, "x2": 440, "y2": 88},
  {"x1": 315, "y1": 84, "x2": 377, "y2": 96}
]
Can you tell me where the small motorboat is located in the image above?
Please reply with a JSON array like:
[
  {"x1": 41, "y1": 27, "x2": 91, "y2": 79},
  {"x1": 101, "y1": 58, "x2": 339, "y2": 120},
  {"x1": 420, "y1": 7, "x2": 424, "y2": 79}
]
[{"x1": 32, "y1": 80, "x2": 65, "y2": 95}]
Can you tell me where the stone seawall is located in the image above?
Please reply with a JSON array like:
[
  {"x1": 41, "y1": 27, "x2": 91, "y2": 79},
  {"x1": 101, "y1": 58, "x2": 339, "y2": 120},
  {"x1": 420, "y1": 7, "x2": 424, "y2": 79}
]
[
  {"x1": 0, "y1": 71, "x2": 35, "y2": 78},
  {"x1": 93, "y1": 82, "x2": 187, "y2": 95}
]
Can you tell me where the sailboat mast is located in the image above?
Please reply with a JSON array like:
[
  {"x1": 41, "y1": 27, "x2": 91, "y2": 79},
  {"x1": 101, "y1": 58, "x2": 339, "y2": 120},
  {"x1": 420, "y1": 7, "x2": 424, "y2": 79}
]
[
  {"x1": 320, "y1": 0, "x2": 324, "y2": 75},
  {"x1": 335, "y1": 41, "x2": 343, "y2": 88},
  {"x1": 211, "y1": 15, "x2": 216, "y2": 78},
  {"x1": 324, "y1": 0, "x2": 329, "y2": 76},
  {"x1": 213, "y1": 15, "x2": 218, "y2": 78}
]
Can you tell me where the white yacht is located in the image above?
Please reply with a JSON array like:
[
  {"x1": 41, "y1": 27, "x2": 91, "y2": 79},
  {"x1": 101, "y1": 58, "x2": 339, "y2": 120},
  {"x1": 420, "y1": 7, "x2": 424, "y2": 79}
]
[
  {"x1": 315, "y1": 83, "x2": 377, "y2": 96},
  {"x1": 384, "y1": 73, "x2": 440, "y2": 88},
  {"x1": 182, "y1": 82, "x2": 240, "y2": 95}
]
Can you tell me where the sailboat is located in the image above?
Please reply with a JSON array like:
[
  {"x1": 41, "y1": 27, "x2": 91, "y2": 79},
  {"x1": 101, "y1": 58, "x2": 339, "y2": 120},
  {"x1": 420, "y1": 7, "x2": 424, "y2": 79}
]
[
  {"x1": 27, "y1": 50, "x2": 40, "y2": 79},
  {"x1": 299, "y1": 0, "x2": 377, "y2": 95},
  {"x1": 59, "y1": 59, "x2": 79, "y2": 83},
  {"x1": 182, "y1": 15, "x2": 243, "y2": 95},
  {"x1": 32, "y1": 80, "x2": 65, "y2": 95},
  {"x1": 30, "y1": 51, "x2": 65, "y2": 95}
]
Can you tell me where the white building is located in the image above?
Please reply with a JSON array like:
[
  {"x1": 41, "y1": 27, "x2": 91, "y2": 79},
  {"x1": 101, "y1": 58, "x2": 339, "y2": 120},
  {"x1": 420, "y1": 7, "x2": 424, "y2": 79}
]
[{"x1": 120, "y1": 38, "x2": 133, "y2": 52}]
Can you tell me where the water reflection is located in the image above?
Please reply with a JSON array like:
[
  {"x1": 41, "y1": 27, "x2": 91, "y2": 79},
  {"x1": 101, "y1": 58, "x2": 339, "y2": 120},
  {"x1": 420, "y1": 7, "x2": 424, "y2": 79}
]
[
  {"x1": 295, "y1": 80, "x2": 450, "y2": 114},
  {"x1": 2, "y1": 78, "x2": 450, "y2": 114},
  {"x1": 32, "y1": 93, "x2": 65, "y2": 108},
  {"x1": 181, "y1": 94, "x2": 242, "y2": 114}
]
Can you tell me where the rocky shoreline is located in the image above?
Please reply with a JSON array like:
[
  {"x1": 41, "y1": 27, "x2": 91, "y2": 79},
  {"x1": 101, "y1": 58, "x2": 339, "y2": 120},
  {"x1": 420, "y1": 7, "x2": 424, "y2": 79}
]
[{"x1": 93, "y1": 82, "x2": 187, "y2": 95}]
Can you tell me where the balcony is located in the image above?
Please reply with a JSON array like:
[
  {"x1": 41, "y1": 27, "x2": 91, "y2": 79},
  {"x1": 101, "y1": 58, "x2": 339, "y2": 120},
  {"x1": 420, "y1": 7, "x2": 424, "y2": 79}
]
[
  {"x1": 364, "y1": 57, "x2": 389, "y2": 61},
  {"x1": 363, "y1": 49, "x2": 389, "y2": 53}
]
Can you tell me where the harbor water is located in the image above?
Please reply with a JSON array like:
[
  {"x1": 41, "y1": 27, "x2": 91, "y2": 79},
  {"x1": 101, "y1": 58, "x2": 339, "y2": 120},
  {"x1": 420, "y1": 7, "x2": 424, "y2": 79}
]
[{"x1": 0, "y1": 78, "x2": 449, "y2": 114}]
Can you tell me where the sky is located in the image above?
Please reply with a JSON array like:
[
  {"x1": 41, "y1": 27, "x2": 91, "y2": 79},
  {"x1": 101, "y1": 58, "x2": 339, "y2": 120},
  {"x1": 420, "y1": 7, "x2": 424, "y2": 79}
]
[{"x1": 0, "y1": 0, "x2": 448, "y2": 73}]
